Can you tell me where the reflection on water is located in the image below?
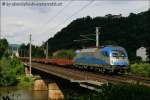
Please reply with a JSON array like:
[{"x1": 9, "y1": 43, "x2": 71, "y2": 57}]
[{"x1": 0, "y1": 87, "x2": 48, "y2": 100}]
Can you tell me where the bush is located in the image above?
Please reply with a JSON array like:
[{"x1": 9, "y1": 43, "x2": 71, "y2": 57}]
[
  {"x1": 100, "y1": 83, "x2": 150, "y2": 100},
  {"x1": 0, "y1": 39, "x2": 8, "y2": 59},
  {"x1": 17, "y1": 75, "x2": 33, "y2": 87},
  {"x1": 0, "y1": 74, "x2": 17, "y2": 86},
  {"x1": 0, "y1": 57, "x2": 24, "y2": 86},
  {"x1": 53, "y1": 50, "x2": 76, "y2": 59},
  {"x1": 65, "y1": 83, "x2": 150, "y2": 100},
  {"x1": 130, "y1": 63, "x2": 150, "y2": 77}
]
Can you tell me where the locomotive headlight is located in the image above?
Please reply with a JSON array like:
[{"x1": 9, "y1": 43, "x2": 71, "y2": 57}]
[
  {"x1": 126, "y1": 59, "x2": 129, "y2": 65},
  {"x1": 111, "y1": 59, "x2": 115, "y2": 65},
  {"x1": 111, "y1": 61, "x2": 114, "y2": 65}
]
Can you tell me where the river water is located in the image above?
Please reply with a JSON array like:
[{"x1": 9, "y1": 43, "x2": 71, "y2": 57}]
[
  {"x1": 0, "y1": 78, "x2": 100, "y2": 100},
  {"x1": 0, "y1": 86, "x2": 48, "y2": 100}
]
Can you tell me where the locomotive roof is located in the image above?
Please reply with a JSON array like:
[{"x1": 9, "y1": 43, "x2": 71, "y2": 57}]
[
  {"x1": 101, "y1": 45, "x2": 125, "y2": 51},
  {"x1": 77, "y1": 45, "x2": 125, "y2": 53},
  {"x1": 80, "y1": 48, "x2": 98, "y2": 53}
]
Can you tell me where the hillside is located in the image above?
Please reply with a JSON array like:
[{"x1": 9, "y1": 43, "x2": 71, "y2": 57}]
[{"x1": 46, "y1": 9, "x2": 150, "y2": 60}]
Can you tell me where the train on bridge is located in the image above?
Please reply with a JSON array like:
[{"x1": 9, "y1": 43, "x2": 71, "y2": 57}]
[{"x1": 21, "y1": 45, "x2": 129, "y2": 73}]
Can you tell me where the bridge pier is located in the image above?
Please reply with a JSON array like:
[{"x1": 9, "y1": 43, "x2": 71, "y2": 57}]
[
  {"x1": 33, "y1": 79, "x2": 48, "y2": 91},
  {"x1": 48, "y1": 83, "x2": 64, "y2": 100},
  {"x1": 32, "y1": 76, "x2": 64, "y2": 100}
]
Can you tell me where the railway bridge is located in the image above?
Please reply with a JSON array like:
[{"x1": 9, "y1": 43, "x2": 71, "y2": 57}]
[
  {"x1": 24, "y1": 62, "x2": 107, "y2": 90},
  {"x1": 23, "y1": 62, "x2": 107, "y2": 99},
  {"x1": 23, "y1": 61, "x2": 150, "y2": 99}
]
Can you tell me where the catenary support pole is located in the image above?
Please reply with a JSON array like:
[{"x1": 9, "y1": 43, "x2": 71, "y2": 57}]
[
  {"x1": 29, "y1": 34, "x2": 32, "y2": 77},
  {"x1": 46, "y1": 42, "x2": 48, "y2": 59},
  {"x1": 96, "y1": 27, "x2": 100, "y2": 48}
]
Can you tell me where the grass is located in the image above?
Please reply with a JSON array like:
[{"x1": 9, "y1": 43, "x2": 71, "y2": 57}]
[
  {"x1": 130, "y1": 63, "x2": 150, "y2": 77},
  {"x1": 17, "y1": 75, "x2": 33, "y2": 88}
]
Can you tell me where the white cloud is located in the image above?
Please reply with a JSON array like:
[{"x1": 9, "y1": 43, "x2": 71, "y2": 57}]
[{"x1": 1, "y1": 0, "x2": 149, "y2": 46}]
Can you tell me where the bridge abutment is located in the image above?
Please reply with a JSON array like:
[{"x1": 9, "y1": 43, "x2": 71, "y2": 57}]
[{"x1": 24, "y1": 66, "x2": 30, "y2": 77}]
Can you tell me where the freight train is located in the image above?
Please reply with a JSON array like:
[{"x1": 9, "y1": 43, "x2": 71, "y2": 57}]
[{"x1": 21, "y1": 45, "x2": 129, "y2": 73}]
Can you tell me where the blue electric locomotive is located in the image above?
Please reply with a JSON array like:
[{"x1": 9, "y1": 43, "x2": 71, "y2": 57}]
[{"x1": 73, "y1": 45, "x2": 129, "y2": 73}]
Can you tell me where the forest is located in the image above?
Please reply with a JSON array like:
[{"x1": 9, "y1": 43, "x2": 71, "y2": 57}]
[{"x1": 44, "y1": 9, "x2": 150, "y2": 61}]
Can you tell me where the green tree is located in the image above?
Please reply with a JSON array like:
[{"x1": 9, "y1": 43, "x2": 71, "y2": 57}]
[
  {"x1": 146, "y1": 47, "x2": 150, "y2": 62},
  {"x1": 0, "y1": 57, "x2": 24, "y2": 86},
  {"x1": 19, "y1": 43, "x2": 45, "y2": 58},
  {"x1": 53, "y1": 50, "x2": 76, "y2": 59},
  {"x1": 0, "y1": 39, "x2": 8, "y2": 59}
]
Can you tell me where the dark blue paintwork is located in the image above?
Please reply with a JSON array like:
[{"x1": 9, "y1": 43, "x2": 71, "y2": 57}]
[
  {"x1": 112, "y1": 61, "x2": 128, "y2": 66},
  {"x1": 74, "y1": 55, "x2": 107, "y2": 65}
]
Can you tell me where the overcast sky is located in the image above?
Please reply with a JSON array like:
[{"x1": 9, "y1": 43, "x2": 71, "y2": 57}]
[{"x1": 1, "y1": 0, "x2": 149, "y2": 46}]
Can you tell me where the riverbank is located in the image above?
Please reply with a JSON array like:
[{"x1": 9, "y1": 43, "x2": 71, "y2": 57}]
[
  {"x1": 17, "y1": 75, "x2": 33, "y2": 88},
  {"x1": 1, "y1": 83, "x2": 150, "y2": 100}
]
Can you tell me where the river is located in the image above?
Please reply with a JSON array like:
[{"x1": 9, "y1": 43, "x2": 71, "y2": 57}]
[{"x1": 0, "y1": 86, "x2": 48, "y2": 100}]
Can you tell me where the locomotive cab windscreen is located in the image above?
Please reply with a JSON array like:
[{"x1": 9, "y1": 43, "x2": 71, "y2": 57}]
[
  {"x1": 110, "y1": 49, "x2": 129, "y2": 66},
  {"x1": 111, "y1": 50, "x2": 127, "y2": 58}
]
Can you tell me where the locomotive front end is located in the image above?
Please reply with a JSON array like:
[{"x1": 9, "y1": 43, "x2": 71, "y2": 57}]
[{"x1": 110, "y1": 48, "x2": 129, "y2": 71}]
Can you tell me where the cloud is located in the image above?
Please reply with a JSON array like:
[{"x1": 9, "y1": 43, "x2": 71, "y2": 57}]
[
  {"x1": 29, "y1": 6, "x2": 51, "y2": 13},
  {"x1": 1, "y1": 0, "x2": 149, "y2": 46}
]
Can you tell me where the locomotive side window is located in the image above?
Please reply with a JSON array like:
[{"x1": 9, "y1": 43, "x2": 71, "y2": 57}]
[
  {"x1": 105, "y1": 52, "x2": 109, "y2": 57},
  {"x1": 102, "y1": 51, "x2": 109, "y2": 57}
]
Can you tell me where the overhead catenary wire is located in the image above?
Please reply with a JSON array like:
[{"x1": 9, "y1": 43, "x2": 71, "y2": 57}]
[
  {"x1": 41, "y1": 0, "x2": 73, "y2": 29},
  {"x1": 80, "y1": 35, "x2": 96, "y2": 41},
  {"x1": 33, "y1": 0, "x2": 73, "y2": 35},
  {"x1": 74, "y1": 27, "x2": 101, "y2": 48},
  {"x1": 43, "y1": 0, "x2": 95, "y2": 35}
]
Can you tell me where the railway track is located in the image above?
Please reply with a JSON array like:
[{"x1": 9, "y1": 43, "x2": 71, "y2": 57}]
[
  {"x1": 24, "y1": 62, "x2": 150, "y2": 87},
  {"x1": 123, "y1": 74, "x2": 150, "y2": 81},
  {"x1": 118, "y1": 74, "x2": 150, "y2": 86}
]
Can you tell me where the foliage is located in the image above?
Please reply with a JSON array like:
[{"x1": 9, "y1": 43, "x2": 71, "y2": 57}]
[
  {"x1": 130, "y1": 63, "x2": 150, "y2": 77},
  {"x1": 98, "y1": 83, "x2": 150, "y2": 100},
  {"x1": 53, "y1": 50, "x2": 76, "y2": 59},
  {"x1": 45, "y1": 9, "x2": 150, "y2": 61},
  {"x1": 0, "y1": 39, "x2": 8, "y2": 59},
  {"x1": 17, "y1": 75, "x2": 33, "y2": 87},
  {"x1": 146, "y1": 47, "x2": 150, "y2": 62},
  {"x1": 130, "y1": 56, "x2": 142, "y2": 64},
  {"x1": 0, "y1": 57, "x2": 24, "y2": 86},
  {"x1": 64, "y1": 83, "x2": 150, "y2": 100},
  {"x1": 0, "y1": 39, "x2": 32, "y2": 87},
  {"x1": 19, "y1": 43, "x2": 45, "y2": 58}
]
